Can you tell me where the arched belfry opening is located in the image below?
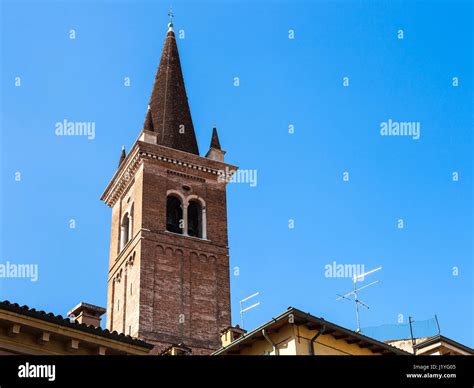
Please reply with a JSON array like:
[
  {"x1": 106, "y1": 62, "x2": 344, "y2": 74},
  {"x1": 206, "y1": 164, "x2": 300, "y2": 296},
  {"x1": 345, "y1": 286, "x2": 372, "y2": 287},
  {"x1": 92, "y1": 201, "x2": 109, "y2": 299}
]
[
  {"x1": 187, "y1": 200, "x2": 202, "y2": 238},
  {"x1": 129, "y1": 203, "x2": 134, "y2": 236},
  {"x1": 166, "y1": 195, "x2": 183, "y2": 234},
  {"x1": 120, "y1": 213, "x2": 130, "y2": 250}
]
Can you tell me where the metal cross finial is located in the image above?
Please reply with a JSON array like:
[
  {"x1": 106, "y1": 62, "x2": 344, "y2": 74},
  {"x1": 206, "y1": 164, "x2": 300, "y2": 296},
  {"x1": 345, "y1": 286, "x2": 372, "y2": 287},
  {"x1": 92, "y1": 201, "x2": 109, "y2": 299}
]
[
  {"x1": 168, "y1": 7, "x2": 174, "y2": 26},
  {"x1": 167, "y1": 7, "x2": 174, "y2": 32}
]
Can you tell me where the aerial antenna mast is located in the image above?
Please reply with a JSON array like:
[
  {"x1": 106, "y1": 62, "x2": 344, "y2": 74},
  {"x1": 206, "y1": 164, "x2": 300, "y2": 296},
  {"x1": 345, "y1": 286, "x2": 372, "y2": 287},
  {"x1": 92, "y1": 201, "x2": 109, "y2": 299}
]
[
  {"x1": 336, "y1": 266, "x2": 382, "y2": 333},
  {"x1": 239, "y1": 292, "x2": 260, "y2": 328}
]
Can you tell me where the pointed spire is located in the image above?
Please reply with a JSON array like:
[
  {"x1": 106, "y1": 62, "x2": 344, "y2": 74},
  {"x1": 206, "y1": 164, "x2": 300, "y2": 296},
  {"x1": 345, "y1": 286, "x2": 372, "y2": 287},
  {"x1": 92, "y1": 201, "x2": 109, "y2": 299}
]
[
  {"x1": 145, "y1": 13, "x2": 199, "y2": 155},
  {"x1": 143, "y1": 105, "x2": 154, "y2": 132},
  {"x1": 118, "y1": 146, "x2": 126, "y2": 167},
  {"x1": 209, "y1": 127, "x2": 221, "y2": 150},
  {"x1": 205, "y1": 127, "x2": 225, "y2": 162}
]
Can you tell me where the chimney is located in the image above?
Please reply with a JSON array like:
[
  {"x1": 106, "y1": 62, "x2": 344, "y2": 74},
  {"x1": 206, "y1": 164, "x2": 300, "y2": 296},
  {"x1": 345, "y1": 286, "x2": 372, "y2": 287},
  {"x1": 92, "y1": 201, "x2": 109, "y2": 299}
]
[
  {"x1": 220, "y1": 325, "x2": 247, "y2": 347},
  {"x1": 160, "y1": 343, "x2": 192, "y2": 356},
  {"x1": 67, "y1": 302, "x2": 106, "y2": 328}
]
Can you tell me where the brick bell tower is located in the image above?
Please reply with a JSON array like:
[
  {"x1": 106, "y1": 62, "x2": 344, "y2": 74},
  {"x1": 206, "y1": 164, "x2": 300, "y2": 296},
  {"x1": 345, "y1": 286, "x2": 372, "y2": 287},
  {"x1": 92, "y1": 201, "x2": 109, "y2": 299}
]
[{"x1": 100, "y1": 16, "x2": 237, "y2": 355}]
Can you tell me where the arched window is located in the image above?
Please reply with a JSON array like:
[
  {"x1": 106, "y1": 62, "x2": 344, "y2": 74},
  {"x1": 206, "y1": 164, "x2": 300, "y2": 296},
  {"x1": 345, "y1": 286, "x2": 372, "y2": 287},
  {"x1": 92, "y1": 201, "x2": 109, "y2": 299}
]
[
  {"x1": 166, "y1": 195, "x2": 183, "y2": 234},
  {"x1": 187, "y1": 200, "x2": 202, "y2": 238},
  {"x1": 129, "y1": 203, "x2": 134, "y2": 237},
  {"x1": 120, "y1": 212, "x2": 130, "y2": 250}
]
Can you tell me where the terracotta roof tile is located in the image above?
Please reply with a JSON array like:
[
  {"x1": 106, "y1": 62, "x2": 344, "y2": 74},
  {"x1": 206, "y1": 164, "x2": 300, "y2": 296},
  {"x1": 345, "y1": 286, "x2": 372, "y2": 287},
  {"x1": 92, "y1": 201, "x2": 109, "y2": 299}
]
[{"x1": 0, "y1": 300, "x2": 153, "y2": 349}]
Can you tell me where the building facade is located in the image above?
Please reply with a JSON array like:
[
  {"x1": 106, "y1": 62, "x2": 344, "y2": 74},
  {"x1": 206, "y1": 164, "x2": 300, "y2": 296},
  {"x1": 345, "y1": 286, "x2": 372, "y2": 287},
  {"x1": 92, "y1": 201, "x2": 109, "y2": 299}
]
[
  {"x1": 0, "y1": 301, "x2": 152, "y2": 355},
  {"x1": 214, "y1": 307, "x2": 409, "y2": 356},
  {"x1": 386, "y1": 336, "x2": 474, "y2": 356}
]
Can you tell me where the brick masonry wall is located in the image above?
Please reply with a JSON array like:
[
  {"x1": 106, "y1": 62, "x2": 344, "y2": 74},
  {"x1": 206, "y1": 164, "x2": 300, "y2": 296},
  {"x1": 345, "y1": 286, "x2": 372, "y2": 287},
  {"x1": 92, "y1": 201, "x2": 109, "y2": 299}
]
[
  {"x1": 105, "y1": 148, "x2": 233, "y2": 354},
  {"x1": 138, "y1": 158, "x2": 231, "y2": 353},
  {"x1": 106, "y1": 167, "x2": 144, "y2": 335}
]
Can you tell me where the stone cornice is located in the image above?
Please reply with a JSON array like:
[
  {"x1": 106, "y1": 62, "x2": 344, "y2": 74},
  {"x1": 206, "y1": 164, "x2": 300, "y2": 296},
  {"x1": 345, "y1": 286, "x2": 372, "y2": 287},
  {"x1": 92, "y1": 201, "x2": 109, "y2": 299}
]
[
  {"x1": 100, "y1": 143, "x2": 142, "y2": 207},
  {"x1": 100, "y1": 139, "x2": 238, "y2": 208}
]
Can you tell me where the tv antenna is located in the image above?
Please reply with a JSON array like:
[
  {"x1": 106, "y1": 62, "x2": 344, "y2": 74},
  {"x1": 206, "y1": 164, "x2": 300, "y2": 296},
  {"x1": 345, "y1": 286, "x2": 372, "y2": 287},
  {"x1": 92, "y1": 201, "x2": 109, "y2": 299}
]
[
  {"x1": 336, "y1": 266, "x2": 382, "y2": 333},
  {"x1": 239, "y1": 292, "x2": 260, "y2": 328}
]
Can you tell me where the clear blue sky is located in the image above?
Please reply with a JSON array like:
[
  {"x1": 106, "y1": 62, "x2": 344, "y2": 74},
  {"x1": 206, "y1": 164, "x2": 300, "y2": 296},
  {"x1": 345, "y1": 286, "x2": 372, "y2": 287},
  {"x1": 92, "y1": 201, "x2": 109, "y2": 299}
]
[{"x1": 1, "y1": 0, "x2": 472, "y2": 347}]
